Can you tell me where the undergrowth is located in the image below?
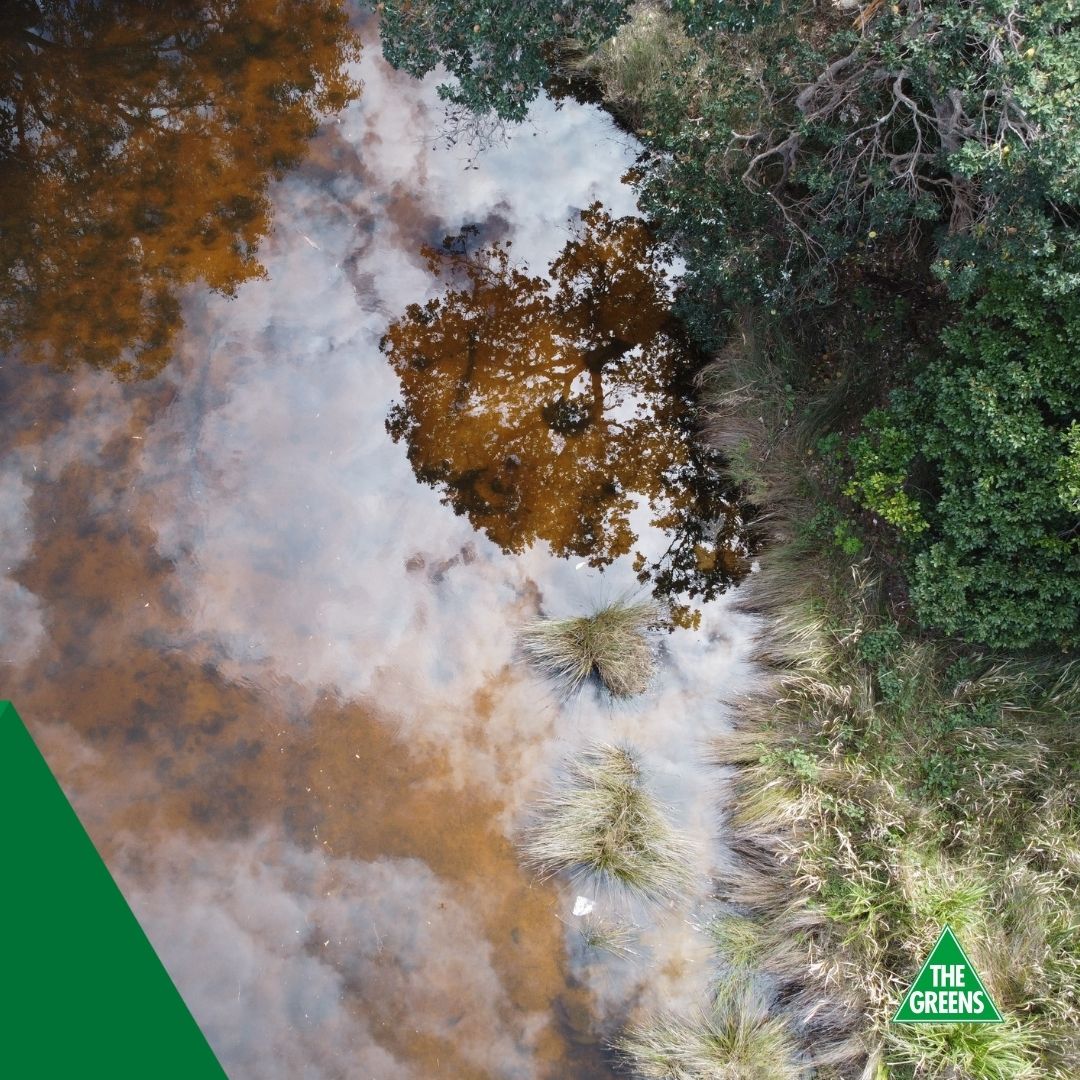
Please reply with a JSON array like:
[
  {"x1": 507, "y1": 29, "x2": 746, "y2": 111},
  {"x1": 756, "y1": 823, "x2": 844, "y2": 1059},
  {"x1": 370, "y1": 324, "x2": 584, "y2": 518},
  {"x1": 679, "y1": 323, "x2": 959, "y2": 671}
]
[
  {"x1": 697, "y1": 318, "x2": 1080, "y2": 1078},
  {"x1": 618, "y1": 973, "x2": 810, "y2": 1079}
]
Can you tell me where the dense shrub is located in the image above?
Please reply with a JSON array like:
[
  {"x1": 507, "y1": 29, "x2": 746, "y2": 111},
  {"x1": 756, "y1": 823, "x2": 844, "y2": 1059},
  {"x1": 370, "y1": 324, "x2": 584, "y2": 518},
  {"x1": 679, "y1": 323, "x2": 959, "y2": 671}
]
[
  {"x1": 847, "y1": 277, "x2": 1080, "y2": 649},
  {"x1": 605, "y1": 1, "x2": 1080, "y2": 646},
  {"x1": 381, "y1": 0, "x2": 1080, "y2": 647},
  {"x1": 702, "y1": 334, "x2": 1080, "y2": 1078},
  {"x1": 625, "y1": 1, "x2": 1080, "y2": 319}
]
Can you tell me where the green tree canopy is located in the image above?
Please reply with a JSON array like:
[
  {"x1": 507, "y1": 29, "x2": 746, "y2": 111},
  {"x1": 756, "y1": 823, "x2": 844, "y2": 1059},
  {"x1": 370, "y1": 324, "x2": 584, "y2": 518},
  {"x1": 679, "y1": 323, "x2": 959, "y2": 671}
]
[
  {"x1": 378, "y1": 0, "x2": 629, "y2": 120},
  {"x1": 846, "y1": 275, "x2": 1080, "y2": 649},
  {"x1": 604, "y1": 1, "x2": 1080, "y2": 648},
  {"x1": 615, "y1": 1, "x2": 1080, "y2": 335}
]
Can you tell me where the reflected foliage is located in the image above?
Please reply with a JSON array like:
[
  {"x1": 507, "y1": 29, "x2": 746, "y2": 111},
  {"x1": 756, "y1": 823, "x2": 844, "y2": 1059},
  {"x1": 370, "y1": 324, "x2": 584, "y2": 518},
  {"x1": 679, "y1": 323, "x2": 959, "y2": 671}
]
[
  {"x1": 378, "y1": 0, "x2": 628, "y2": 122},
  {"x1": 382, "y1": 206, "x2": 748, "y2": 614},
  {"x1": 0, "y1": 0, "x2": 361, "y2": 378}
]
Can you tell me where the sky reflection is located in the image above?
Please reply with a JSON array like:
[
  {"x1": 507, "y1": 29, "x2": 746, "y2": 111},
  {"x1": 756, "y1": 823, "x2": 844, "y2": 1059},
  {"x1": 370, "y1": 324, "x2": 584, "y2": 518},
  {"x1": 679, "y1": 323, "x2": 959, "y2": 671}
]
[{"x1": 0, "y1": 33, "x2": 759, "y2": 1080}]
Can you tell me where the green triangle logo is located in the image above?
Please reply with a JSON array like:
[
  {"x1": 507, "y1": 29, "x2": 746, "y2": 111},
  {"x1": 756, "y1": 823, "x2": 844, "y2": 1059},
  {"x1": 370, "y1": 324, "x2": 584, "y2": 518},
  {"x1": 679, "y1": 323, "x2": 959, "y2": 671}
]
[
  {"x1": 892, "y1": 925, "x2": 1004, "y2": 1024},
  {"x1": 1, "y1": 701, "x2": 228, "y2": 1077}
]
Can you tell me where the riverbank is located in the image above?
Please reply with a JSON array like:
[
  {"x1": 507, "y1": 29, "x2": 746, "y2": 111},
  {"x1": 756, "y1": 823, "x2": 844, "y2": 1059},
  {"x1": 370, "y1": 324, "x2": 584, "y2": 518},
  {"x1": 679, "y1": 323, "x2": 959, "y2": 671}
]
[
  {"x1": 548, "y1": 3, "x2": 1080, "y2": 1073},
  {"x1": 695, "y1": 318, "x2": 1080, "y2": 1078}
]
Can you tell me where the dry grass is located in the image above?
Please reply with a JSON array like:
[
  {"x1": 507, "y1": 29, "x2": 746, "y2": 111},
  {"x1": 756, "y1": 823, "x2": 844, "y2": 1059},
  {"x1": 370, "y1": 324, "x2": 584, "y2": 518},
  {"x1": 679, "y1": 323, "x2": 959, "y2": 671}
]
[
  {"x1": 617, "y1": 975, "x2": 809, "y2": 1079},
  {"x1": 520, "y1": 599, "x2": 661, "y2": 698},
  {"x1": 566, "y1": 2, "x2": 695, "y2": 128},
  {"x1": 694, "y1": 315, "x2": 1080, "y2": 1077},
  {"x1": 579, "y1": 915, "x2": 640, "y2": 960},
  {"x1": 522, "y1": 744, "x2": 693, "y2": 903}
]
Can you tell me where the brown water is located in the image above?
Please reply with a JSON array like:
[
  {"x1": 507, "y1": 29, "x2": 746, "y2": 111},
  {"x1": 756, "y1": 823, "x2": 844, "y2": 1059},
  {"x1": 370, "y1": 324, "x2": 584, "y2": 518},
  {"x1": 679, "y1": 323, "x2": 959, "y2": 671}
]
[{"x1": 0, "y1": 6, "x2": 758, "y2": 1078}]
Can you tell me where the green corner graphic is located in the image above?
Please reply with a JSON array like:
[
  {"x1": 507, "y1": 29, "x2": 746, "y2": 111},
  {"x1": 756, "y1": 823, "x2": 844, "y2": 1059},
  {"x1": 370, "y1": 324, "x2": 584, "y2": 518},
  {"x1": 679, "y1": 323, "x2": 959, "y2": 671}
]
[
  {"x1": 892, "y1": 924, "x2": 1004, "y2": 1024},
  {"x1": 1, "y1": 701, "x2": 228, "y2": 1078}
]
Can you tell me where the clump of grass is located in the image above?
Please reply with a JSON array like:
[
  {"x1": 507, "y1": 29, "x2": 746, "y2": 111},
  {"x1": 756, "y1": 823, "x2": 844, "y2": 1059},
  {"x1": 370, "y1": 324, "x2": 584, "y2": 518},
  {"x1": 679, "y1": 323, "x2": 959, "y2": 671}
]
[
  {"x1": 887, "y1": 1023, "x2": 1038, "y2": 1080},
  {"x1": 519, "y1": 599, "x2": 660, "y2": 698},
  {"x1": 616, "y1": 975, "x2": 808, "y2": 1079},
  {"x1": 709, "y1": 914, "x2": 763, "y2": 972},
  {"x1": 523, "y1": 744, "x2": 693, "y2": 903},
  {"x1": 579, "y1": 915, "x2": 640, "y2": 960},
  {"x1": 567, "y1": 2, "x2": 695, "y2": 128}
]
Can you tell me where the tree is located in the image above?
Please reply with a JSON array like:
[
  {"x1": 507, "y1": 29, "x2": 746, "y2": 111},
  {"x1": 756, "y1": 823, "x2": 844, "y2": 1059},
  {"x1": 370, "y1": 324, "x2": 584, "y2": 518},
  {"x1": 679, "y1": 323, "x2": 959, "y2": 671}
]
[
  {"x1": 0, "y1": 0, "x2": 362, "y2": 378},
  {"x1": 846, "y1": 275, "x2": 1080, "y2": 649},
  {"x1": 602, "y1": 1, "x2": 1080, "y2": 647},
  {"x1": 381, "y1": 205, "x2": 749, "y2": 613},
  {"x1": 619, "y1": 1, "x2": 1080, "y2": 332},
  {"x1": 378, "y1": 0, "x2": 629, "y2": 121}
]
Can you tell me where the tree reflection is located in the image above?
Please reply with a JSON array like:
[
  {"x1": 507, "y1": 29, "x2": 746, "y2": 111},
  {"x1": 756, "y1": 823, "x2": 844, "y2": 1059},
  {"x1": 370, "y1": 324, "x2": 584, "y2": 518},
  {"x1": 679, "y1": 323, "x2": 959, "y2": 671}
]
[
  {"x1": 0, "y1": 0, "x2": 362, "y2": 378},
  {"x1": 382, "y1": 205, "x2": 749, "y2": 616}
]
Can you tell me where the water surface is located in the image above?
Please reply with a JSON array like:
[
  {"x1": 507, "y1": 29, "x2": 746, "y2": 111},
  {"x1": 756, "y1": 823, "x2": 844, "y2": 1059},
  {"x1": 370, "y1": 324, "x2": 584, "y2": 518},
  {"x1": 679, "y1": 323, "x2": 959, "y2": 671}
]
[{"x1": 0, "y1": 8, "x2": 757, "y2": 1077}]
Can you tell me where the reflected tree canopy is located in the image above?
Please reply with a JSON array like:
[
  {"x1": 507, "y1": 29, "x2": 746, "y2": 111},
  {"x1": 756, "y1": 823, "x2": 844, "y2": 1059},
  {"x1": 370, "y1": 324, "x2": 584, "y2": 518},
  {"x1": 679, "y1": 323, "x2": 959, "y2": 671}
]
[
  {"x1": 0, "y1": 0, "x2": 362, "y2": 378},
  {"x1": 383, "y1": 206, "x2": 750, "y2": 616}
]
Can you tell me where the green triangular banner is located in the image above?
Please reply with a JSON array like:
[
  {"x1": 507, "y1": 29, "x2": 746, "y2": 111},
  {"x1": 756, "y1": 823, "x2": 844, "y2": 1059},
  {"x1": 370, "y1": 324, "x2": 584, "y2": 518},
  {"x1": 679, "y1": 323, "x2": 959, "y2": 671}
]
[
  {"x1": 892, "y1": 924, "x2": 1004, "y2": 1024},
  {"x1": 1, "y1": 701, "x2": 228, "y2": 1077}
]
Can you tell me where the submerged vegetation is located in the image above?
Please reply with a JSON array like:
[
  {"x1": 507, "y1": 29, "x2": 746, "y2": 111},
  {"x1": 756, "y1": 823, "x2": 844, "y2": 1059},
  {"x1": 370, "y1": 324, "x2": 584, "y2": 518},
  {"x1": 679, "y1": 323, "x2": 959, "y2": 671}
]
[
  {"x1": 523, "y1": 743, "x2": 693, "y2": 903},
  {"x1": 520, "y1": 599, "x2": 661, "y2": 698}
]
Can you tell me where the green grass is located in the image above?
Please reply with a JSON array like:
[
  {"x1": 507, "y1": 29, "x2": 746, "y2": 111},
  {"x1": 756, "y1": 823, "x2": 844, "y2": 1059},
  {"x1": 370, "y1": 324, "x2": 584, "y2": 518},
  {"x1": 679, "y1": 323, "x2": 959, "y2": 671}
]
[
  {"x1": 523, "y1": 743, "x2": 693, "y2": 903},
  {"x1": 616, "y1": 974, "x2": 808, "y2": 1079},
  {"x1": 886, "y1": 1023, "x2": 1038, "y2": 1080},
  {"x1": 519, "y1": 599, "x2": 661, "y2": 698},
  {"x1": 709, "y1": 914, "x2": 764, "y2": 972},
  {"x1": 707, "y1": 913, "x2": 808, "y2": 985},
  {"x1": 695, "y1": 317, "x2": 1080, "y2": 1078}
]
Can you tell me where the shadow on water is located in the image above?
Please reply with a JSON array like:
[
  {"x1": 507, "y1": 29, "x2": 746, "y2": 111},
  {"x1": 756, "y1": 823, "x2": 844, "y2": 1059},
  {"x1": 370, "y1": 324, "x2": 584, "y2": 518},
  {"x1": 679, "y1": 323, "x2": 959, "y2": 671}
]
[
  {"x1": 0, "y1": 0, "x2": 361, "y2": 378},
  {"x1": 382, "y1": 204, "x2": 752, "y2": 624}
]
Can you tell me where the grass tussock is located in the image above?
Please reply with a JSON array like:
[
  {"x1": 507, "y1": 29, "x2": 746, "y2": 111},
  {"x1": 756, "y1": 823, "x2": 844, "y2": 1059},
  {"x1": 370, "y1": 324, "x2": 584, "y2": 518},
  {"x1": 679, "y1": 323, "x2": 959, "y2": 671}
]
[
  {"x1": 617, "y1": 975, "x2": 809, "y2": 1080},
  {"x1": 523, "y1": 743, "x2": 693, "y2": 903},
  {"x1": 579, "y1": 915, "x2": 640, "y2": 960},
  {"x1": 696, "y1": 317, "x2": 1080, "y2": 1078},
  {"x1": 566, "y1": 2, "x2": 695, "y2": 128},
  {"x1": 520, "y1": 599, "x2": 661, "y2": 698}
]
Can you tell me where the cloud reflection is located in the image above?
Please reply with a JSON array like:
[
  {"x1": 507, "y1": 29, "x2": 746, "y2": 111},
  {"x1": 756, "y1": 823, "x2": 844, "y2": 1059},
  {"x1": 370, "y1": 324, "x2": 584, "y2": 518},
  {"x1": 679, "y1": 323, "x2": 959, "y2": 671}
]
[
  {"x1": 0, "y1": 40, "x2": 763, "y2": 1080},
  {"x1": 0, "y1": 0, "x2": 361, "y2": 378},
  {"x1": 382, "y1": 206, "x2": 750, "y2": 616},
  {"x1": 120, "y1": 830, "x2": 548, "y2": 1079}
]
